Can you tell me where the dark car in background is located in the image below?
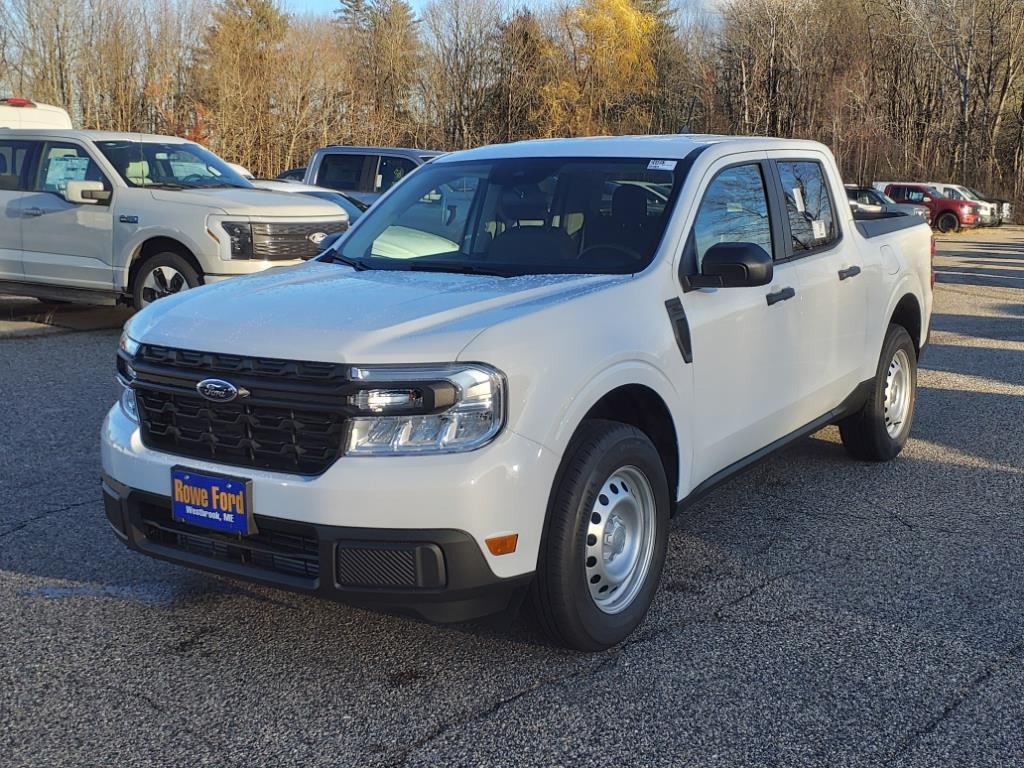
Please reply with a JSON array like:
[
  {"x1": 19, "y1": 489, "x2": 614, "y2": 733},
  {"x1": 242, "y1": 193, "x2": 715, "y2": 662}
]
[
  {"x1": 276, "y1": 166, "x2": 306, "y2": 182},
  {"x1": 302, "y1": 146, "x2": 444, "y2": 204}
]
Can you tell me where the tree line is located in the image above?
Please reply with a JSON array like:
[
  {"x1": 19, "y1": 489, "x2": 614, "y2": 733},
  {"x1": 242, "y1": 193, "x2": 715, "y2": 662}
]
[{"x1": 2, "y1": 0, "x2": 1024, "y2": 205}]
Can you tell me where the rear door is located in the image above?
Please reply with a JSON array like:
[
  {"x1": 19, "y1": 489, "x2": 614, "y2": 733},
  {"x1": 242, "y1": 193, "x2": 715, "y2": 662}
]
[
  {"x1": 0, "y1": 138, "x2": 34, "y2": 280},
  {"x1": 20, "y1": 140, "x2": 115, "y2": 290},
  {"x1": 677, "y1": 156, "x2": 805, "y2": 483},
  {"x1": 769, "y1": 156, "x2": 867, "y2": 419}
]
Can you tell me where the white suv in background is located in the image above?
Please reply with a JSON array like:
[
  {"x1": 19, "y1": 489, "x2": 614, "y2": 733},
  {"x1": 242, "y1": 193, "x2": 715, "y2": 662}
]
[
  {"x1": 928, "y1": 182, "x2": 999, "y2": 226},
  {"x1": 0, "y1": 130, "x2": 348, "y2": 307}
]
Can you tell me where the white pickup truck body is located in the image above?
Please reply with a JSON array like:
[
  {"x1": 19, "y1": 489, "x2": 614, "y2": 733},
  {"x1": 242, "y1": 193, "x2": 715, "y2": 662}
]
[
  {"x1": 0, "y1": 130, "x2": 347, "y2": 307},
  {"x1": 102, "y1": 135, "x2": 933, "y2": 650}
]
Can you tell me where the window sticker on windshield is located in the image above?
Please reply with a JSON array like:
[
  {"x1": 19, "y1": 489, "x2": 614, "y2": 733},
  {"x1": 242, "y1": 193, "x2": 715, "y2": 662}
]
[
  {"x1": 647, "y1": 159, "x2": 676, "y2": 171},
  {"x1": 812, "y1": 219, "x2": 827, "y2": 240},
  {"x1": 792, "y1": 187, "x2": 805, "y2": 213}
]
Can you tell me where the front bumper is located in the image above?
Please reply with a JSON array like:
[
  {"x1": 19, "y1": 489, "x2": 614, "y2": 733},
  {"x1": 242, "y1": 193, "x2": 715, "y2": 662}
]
[
  {"x1": 102, "y1": 474, "x2": 531, "y2": 622},
  {"x1": 101, "y1": 405, "x2": 559, "y2": 619}
]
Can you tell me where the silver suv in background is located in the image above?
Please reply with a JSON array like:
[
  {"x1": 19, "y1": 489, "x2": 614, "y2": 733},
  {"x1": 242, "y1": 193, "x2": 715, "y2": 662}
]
[
  {"x1": 0, "y1": 130, "x2": 347, "y2": 307},
  {"x1": 302, "y1": 145, "x2": 443, "y2": 204}
]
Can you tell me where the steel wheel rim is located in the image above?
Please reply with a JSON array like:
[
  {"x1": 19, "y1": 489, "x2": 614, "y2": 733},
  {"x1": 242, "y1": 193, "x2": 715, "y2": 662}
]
[
  {"x1": 140, "y1": 266, "x2": 189, "y2": 306},
  {"x1": 884, "y1": 348, "x2": 912, "y2": 438},
  {"x1": 584, "y1": 465, "x2": 657, "y2": 614}
]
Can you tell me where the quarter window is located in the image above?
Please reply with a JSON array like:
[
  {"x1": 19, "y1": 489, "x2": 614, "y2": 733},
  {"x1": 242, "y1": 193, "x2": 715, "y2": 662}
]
[
  {"x1": 777, "y1": 161, "x2": 837, "y2": 251},
  {"x1": 693, "y1": 163, "x2": 773, "y2": 263}
]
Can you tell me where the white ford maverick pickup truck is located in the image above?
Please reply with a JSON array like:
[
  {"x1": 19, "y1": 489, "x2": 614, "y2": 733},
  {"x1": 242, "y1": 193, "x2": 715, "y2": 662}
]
[{"x1": 102, "y1": 135, "x2": 933, "y2": 650}]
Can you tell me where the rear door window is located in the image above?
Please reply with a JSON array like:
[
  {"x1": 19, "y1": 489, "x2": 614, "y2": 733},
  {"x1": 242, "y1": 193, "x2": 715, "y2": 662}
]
[
  {"x1": 0, "y1": 139, "x2": 35, "y2": 191},
  {"x1": 777, "y1": 160, "x2": 837, "y2": 252},
  {"x1": 316, "y1": 153, "x2": 369, "y2": 191}
]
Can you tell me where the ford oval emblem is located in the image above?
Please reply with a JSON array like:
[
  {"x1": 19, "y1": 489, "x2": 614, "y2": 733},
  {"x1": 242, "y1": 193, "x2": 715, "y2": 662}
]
[
  {"x1": 307, "y1": 231, "x2": 327, "y2": 245},
  {"x1": 196, "y1": 378, "x2": 242, "y2": 402}
]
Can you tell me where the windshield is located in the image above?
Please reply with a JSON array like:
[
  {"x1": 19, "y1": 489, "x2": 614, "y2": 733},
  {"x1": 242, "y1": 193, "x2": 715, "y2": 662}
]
[
  {"x1": 331, "y1": 157, "x2": 684, "y2": 276},
  {"x1": 95, "y1": 140, "x2": 252, "y2": 189},
  {"x1": 304, "y1": 190, "x2": 367, "y2": 220}
]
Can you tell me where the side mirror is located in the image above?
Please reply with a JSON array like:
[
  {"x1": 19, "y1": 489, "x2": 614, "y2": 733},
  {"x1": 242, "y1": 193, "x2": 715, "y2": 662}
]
[
  {"x1": 65, "y1": 180, "x2": 110, "y2": 205},
  {"x1": 922, "y1": 196, "x2": 932, "y2": 203},
  {"x1": 682, "y1": 242, "x2": 773, "y2": 291}
]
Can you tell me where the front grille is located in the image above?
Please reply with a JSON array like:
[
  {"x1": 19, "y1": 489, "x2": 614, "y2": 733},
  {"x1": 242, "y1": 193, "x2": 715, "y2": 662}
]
[
  {"x1": 252, "y1": 220, "x2": 347, "y2": 260},
  {"x1": 129, "y1": 345, "x2": 357, "y2": 475},
  {"x1": 139, "y1": 501, "x2": 319, "y2": 581}
]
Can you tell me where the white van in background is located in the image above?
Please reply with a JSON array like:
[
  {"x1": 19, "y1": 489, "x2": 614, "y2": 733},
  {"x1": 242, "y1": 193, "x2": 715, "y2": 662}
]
[{"x1": 0, "y1": 98, "x2": 73, "y2": 129}]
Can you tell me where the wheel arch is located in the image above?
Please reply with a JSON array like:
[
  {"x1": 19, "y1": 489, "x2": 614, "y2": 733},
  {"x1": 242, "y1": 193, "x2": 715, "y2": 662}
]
[
  {"x1": 579, "y1": 384, "x2": 681, "y2": 509},
  {"x1": 127, "y1": 237, "x2": 203, "y2": 292},
  {"x1": 889, "y1": 292, "x2": 922, "y2": 356}
]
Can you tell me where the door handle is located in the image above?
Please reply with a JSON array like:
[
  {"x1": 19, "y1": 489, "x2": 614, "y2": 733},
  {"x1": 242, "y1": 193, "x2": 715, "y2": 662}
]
[
  {"x1": 838, "y1": 265, "x2": 862, "y2": 281},
  {"x1": 765, "y1": 286, "x2": 796, "y2": 306},
  {"x1": 22, "y1": 207, "x2": 44, "y2": 217}
]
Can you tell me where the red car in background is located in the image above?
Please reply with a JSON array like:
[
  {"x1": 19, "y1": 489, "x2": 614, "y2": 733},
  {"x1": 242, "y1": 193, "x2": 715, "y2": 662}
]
[{"x1": 883, "y1": 183, "x2": 980, "y2": 233}]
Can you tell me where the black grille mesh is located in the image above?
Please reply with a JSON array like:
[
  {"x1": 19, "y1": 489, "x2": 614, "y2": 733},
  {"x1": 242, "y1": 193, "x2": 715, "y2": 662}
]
[
  {"x1": 132, "y1": 345, "x2": 351, "y2": 475},
  {"x1": 336, "y1": 546, "x2": 419, "y2": 588},
  {"x1": 140, "y1": 502, "x2": 320, "y2": 581}
]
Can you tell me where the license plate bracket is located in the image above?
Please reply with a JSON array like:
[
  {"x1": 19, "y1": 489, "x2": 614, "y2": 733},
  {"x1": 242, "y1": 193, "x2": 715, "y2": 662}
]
[{"x1": 171, "y1": 467, "x2": 256, "y2": 536}]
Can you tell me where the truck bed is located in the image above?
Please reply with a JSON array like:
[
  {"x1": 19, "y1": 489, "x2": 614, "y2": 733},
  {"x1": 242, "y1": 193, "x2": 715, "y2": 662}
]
[{"x1": 852, "y1": 211, "x2": 929, "y2": 239}]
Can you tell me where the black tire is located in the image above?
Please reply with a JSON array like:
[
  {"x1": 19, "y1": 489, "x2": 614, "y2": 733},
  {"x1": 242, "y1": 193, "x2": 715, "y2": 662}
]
[
  {"x1": 936, "y1": 212, "x2": 959, "y2": 233},
  {"x1": 131, "y1": 251, "x2": 201, "y2": 309},
  {"x1": 839, "y1": 324, "x2": 917, "y2": 461},
  {"x1": 530, "y1": 419, "x2": 670, "y2": 651}
]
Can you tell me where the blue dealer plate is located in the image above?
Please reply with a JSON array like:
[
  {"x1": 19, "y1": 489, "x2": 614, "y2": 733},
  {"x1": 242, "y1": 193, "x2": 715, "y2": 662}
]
[{"x1": 171, "y1": 468, "x2": 254, "y2": 535}]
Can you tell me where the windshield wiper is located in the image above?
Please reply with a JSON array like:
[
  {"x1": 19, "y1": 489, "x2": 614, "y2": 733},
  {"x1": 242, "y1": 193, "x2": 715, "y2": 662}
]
[
  {"x1": 405, "y1": 262, "x2": 512, "y2": 278},
  {"x1": 325, "y1": 252, "x2": 369, "y2": 271},
  {"x1": 144, "y1": 182, "x2": 189, "y2": 190}
]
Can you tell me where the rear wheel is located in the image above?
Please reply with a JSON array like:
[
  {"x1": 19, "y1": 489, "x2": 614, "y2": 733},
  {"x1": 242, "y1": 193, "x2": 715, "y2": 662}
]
[
  {"x1": 936, "y1": 212, "x2": 959, "y2": 233},
  {"x1": 131, "y1": 252, "x2": 201, "y2": 309},
  {"x1": 839, "y1": 324, "x2": 917, "y2": 461},
  {"x1": 530, "y1": 420, "x2": 670, "y2": 651}
]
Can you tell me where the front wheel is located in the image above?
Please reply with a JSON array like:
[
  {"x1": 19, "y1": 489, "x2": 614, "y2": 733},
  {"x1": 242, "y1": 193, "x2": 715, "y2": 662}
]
[
  {"x1": 935, "y1": 212, "x2": 960, "y2": 233},
  {"x1": 839, "y1": 324, "x2": 917, "y2": 461},
  {"x1": 131, "y1": 252, "x2": 201, "y2": 309},
  {"x1": 530, "y1": 420, "x2": 670, "y2": 651}
]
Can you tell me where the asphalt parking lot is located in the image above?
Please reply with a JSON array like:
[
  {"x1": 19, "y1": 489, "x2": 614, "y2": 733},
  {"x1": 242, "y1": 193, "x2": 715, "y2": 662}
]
[{"x1": 2, "y1": 229, "x2": 1023, "y2": 767}]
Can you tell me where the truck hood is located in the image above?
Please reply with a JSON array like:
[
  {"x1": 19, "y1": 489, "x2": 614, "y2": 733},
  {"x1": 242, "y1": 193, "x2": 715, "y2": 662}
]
[
  {"x1": 149, "y1": 187, "x2": 343, "y2": 217},
  {"x1": 127, "y1": 262, "x2": 626, "y2": 363}
]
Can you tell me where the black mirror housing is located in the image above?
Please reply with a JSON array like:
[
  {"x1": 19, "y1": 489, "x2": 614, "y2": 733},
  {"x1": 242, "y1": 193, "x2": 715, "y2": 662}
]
[{"x1": 682, "y1": 242, "x2": 773, "y2": 291}]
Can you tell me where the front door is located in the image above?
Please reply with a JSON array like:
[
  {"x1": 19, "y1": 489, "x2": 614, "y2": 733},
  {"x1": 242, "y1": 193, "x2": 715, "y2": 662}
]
[
  {"x1": 678, "y1": 158, "x2": 806, "y2": 484},
  {"x1": 20, "y1": 141, "x2": 114, "y2": 291}
]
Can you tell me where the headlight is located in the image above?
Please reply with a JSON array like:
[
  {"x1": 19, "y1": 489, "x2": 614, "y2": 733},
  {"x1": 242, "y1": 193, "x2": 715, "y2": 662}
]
[
  {"x1": 221, "y1": 221, "x2": 254, "y2": 259},
  {"x1": 119, "y1": 381, "x2": 139, "y2": 422},
  {"x1": 117, "y1": 331, "x2": 140, "y2": 422},
  {"x1": 960, "y1": 204, "x2": 972, "y2": 215},
  {"x1": 346, "y1": 364, "x2": 505, "y2": 455},
  {"x1": 119, "y1": 330, "x2": 140, "y2": 357}
]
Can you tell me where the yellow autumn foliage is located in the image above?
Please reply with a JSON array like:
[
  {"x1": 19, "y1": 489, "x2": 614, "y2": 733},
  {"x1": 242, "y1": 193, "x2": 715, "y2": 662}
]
[{"x1": 537, "y1": 0, "x2": 659, "y2": 137}]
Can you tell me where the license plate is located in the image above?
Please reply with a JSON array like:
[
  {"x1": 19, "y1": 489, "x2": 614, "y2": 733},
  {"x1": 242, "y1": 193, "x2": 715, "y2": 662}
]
[{"x1": 171, "y1": 467, "x2": 255, "y2": 535}]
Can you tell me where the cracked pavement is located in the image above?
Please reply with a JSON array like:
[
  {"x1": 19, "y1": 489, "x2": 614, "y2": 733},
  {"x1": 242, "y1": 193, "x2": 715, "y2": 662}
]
[{"x1": 2, "y1": 228, "x2": 1024, "y2": 767}]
